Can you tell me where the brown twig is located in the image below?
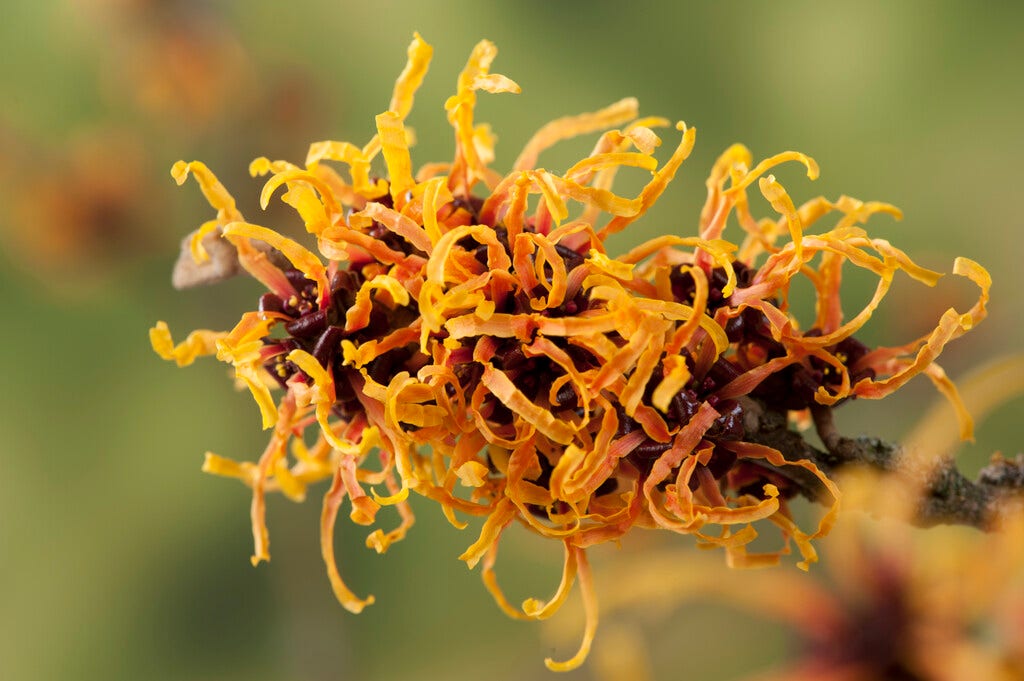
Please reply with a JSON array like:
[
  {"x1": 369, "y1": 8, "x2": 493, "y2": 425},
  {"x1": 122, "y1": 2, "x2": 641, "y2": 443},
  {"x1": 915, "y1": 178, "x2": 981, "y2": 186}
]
[{"x1": 739, "y1": 398, "x2": 1024, "y2": 531}]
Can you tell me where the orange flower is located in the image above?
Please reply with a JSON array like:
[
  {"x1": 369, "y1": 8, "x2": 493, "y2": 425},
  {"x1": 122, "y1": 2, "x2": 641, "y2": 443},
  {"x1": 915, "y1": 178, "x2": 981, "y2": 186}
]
[{"x1": 151, "y1": 34, "x2": 988, "y2": 670}]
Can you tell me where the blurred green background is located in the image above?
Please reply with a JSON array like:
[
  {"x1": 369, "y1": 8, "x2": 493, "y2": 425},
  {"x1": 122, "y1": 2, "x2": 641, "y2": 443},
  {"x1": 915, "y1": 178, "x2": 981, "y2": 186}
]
[{"x1": 2, "y1": 2, "x2": 1022, "y2": 680}]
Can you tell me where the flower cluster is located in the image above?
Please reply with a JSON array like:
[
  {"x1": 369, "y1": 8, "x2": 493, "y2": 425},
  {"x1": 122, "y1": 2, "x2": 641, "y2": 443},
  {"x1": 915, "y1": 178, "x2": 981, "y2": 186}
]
[{"x1": 151, "y1": 34, "x2": 989, "y2": 670}]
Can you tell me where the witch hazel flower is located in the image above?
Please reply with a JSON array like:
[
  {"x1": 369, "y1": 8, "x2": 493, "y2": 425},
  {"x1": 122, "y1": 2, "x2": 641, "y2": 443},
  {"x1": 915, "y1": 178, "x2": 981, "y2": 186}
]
[{"x1": 151, "y1": 33, "x2": 989, "y2": 671}]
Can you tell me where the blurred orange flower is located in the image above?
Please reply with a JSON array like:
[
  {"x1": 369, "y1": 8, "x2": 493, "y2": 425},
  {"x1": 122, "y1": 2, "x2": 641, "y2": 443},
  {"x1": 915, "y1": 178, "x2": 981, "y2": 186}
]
[
  {"x1": 777, "y1": 516, "x2": 1024, "y2": 681},
  {"x1": 0, "y1": 129, "x2": 159, "y2": 286},
  {"x1": 151, "y1": 34, "x2": 988, "y2": 670},
  {"x1": 78, "y1": 0, "x2": 256, "y2": 130},
  {"x1": 576, "y1": 510, "x2": 1024, "y2": 681}
]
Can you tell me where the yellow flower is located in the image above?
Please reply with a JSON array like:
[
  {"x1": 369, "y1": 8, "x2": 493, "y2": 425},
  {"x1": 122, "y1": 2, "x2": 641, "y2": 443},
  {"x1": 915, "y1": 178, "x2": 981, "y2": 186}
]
[{"x1": 152, "y1": 33, "x2": 988, "y2": 671}]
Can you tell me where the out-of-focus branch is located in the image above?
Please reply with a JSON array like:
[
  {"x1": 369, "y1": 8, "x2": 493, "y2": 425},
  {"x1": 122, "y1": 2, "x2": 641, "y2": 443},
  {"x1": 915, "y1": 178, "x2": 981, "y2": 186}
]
[{"x1": 739, "y1": 397, "x2": 1024, "y2": 530}]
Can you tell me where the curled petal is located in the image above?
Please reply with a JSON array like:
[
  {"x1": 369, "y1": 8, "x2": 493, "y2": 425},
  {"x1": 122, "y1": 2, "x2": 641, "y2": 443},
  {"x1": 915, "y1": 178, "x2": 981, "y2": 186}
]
[
  {"x1": 388, "y1": 32, "x2": 433, "y2": 119},
  {"x1": 375, "y1": 112, "x2": 416, "y2": 205},
  {"x1": 171, "y1": 160, "x2": 243, "y2": 222},
  {"x1": 223, "y1": 221, "x2": 330, "y2": 307},
  {"x1": 481, "y1": 366, "x2": 576, "y2": 445},
  {"x1": 150, "y1": 321, "x2": 224, "y2": 367},
  {"x1": 459, "y1": 497, "x2": 517, "y2": 570},
  {"x1": 321, "y1": 465, "x2": 376, "y2": 613},
  {"x1": 544, "y1": 545, "x2": 598, "y2": 672},
  {"x1": 599, "y1": 122, "x2": 696, "y2": 238},
  {"x1": 515, "y1": 97, "x2": 639, "y2": 171}
]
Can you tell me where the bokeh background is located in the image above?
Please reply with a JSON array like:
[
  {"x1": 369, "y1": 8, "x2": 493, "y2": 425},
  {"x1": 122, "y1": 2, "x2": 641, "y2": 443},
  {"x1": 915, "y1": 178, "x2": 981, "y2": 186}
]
[{"x1": 2, "y1": 1, "x2": 1022, "y2": 680}]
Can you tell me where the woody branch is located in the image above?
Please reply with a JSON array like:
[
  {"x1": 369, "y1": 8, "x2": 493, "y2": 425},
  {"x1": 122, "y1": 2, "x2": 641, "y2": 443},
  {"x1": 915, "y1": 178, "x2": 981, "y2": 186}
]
[{"x1": 739, "y1": 396, "x2": 1024, "y2": 530}]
